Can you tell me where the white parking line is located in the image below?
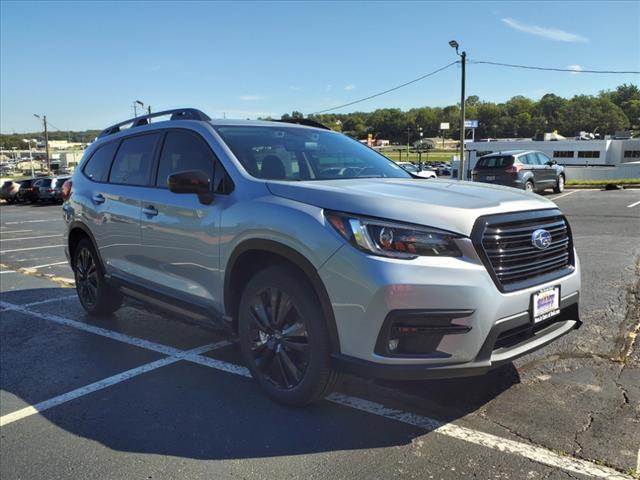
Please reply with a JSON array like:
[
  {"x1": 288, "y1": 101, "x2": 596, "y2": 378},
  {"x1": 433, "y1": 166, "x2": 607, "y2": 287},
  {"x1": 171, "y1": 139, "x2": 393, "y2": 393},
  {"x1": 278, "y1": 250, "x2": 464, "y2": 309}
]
[
  {"x1": 0, "y1": 245, "x2": 64, "y2": 254},
  {"x1": 0, "y1": 234, "x2": 63, "y2": 242},
  {"x1": 3, "y1": 219, "x2": 60, "y2": 225},
  {"x1": 0, "y1": 270, "x2": 16, "y2": 274},
  {"x1": 627, "y1": 200, "x2": 640, "y2": 208},
  {"x1": 0, "y1": 230, "x2": 33, "y2": 234},
  {"x1": 0, "y1": 297, "x2": 630, "y2": 479},
  {"x1": 550, "y1": 191, "x2": 577, "y2": 201},
  {"x1": 0, "y1": 341, "x2": 228, "y2": 427},
  {"x1": 23, "y1": 295, "x2": 78, "y2": 308},
  {"x1": 24, "y1": 261, "x2": 69, "y2": 270}
]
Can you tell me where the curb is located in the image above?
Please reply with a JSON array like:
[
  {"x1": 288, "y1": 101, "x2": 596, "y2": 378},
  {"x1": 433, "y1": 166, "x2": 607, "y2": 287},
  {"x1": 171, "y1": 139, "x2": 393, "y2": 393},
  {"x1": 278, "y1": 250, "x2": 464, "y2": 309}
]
[{"x1": 566, "y1": 184, "x2": 640, "y2": 190}]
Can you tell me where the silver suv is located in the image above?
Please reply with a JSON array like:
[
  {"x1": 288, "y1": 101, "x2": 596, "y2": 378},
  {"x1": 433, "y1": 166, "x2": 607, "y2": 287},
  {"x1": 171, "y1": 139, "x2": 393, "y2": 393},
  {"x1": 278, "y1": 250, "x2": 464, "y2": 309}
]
[{"x1": 62, "y1": 108, "x2": 581, "y2": 406}]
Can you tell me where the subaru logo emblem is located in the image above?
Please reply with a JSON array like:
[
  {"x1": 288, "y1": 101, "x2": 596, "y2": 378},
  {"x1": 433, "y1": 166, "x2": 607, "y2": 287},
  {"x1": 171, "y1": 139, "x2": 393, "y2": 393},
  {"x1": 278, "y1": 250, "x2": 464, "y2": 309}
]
[{"x1": 531, "y1": 229, "x2": 552, "y2": 250}]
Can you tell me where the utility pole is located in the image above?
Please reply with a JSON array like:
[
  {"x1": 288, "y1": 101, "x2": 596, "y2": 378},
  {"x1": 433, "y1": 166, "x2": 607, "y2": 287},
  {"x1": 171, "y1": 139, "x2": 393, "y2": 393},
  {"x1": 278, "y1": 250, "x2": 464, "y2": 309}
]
[
  {"x1": 449, "y1": 40, "x2": 466, "y2": 180},
  {"x1": 406, "y1": 126, "x2": 411, "y2": 160}
]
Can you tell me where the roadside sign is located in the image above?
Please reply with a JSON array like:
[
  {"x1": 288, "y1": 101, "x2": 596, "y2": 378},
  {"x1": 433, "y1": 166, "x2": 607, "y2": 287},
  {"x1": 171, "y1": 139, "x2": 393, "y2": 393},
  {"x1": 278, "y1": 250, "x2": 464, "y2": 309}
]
[
  {"x1": 464, "y1": 120, "x2": 478, "y2": 128},
  {"x1": 440, "y1": 122, "x2": 450, "y2": 130}
]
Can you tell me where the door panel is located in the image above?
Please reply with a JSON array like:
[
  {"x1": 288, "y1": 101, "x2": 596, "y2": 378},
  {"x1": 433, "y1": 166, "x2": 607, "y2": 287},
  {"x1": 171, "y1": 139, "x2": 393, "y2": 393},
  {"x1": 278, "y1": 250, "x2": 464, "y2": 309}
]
[
  {"x1": 536, "y1": 153, "x2": 556, "y2": 185},
  {"x1": 96, "y1": 132, "x2": 160, "y2": 278},
  {"x1": 139, "y1": 190, "x2": 220, "y2": 304},
  {"x1": 138, "y1": 129, "x2": 222, "y2": 307},
  {"x1": 94, "y1": 185, "x2": 143, "y2": 277}
]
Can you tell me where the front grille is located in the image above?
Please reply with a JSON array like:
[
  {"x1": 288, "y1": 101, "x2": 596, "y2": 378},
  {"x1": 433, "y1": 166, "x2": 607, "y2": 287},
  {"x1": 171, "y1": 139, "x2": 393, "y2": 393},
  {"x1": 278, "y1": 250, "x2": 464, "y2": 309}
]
[{"x1": 472, "y1": 209, "x2": 575, "y2": 292}]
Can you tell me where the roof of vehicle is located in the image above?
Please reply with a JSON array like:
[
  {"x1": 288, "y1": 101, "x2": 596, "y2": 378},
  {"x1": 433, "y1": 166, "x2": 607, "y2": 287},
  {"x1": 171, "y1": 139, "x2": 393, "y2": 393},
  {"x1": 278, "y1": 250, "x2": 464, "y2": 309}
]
[{"x1": 96, "y1": 108, "x2": 332, "y2": 141}]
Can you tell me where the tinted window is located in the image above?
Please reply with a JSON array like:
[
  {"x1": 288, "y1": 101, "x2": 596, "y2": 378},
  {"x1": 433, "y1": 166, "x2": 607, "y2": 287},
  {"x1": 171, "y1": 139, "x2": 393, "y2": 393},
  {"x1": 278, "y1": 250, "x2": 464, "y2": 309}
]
[
  {"x1": 83, "y1": 142, "x2": 118, "y2": 182},
  {"x1": 156, "y1": 131, "x2": 216, "y2": 187},
  {"x1": 39, "y1": 179, "x2": 53, "y2": 187},
  {"x1": 475, "y1": 155, "x2": 514, "y2": 169},
  {"x1": 55, "y1": 178, "x2": 69, "y2": 188},
  {"x1": 109, "y1": 134, "x2": 159, "y2": 185}
]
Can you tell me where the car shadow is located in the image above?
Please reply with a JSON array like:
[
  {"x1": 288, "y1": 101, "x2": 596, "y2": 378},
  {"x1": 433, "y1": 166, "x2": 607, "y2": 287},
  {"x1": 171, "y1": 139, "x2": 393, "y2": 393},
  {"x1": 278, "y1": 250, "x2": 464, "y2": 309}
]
[{"x1": 1, "y1": 287, "x2": 520, "y2": 461}]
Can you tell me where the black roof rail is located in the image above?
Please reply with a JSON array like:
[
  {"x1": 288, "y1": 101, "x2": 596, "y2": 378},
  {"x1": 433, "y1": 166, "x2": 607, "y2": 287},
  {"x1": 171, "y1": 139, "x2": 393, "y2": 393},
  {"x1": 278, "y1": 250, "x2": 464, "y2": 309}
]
[
  {"x1": 274, "y1": 118, "x2": 331, "y2": 130},
  {"x1": 98, "y1": 108, "x2": 211, "y2": 138}
]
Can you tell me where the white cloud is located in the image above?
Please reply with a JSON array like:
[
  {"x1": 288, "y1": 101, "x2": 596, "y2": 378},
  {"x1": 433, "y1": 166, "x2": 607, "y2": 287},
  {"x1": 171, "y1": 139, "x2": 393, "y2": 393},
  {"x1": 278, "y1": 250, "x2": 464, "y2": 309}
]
[
  {"x1": 288, "y1": 85, "x2": 302, "y2": 91},
  {"x1": 344, "y1": 84, "x2": 356, "y2": 91},
  {"x1": 501, "y1": 17, "x2": 588, "y2": 43},
  {"x1": 239, "y1": 94, "x2": 264, "y2": 101},
  {"x1": 568, "y1": 64, "x2": 583, "y2": 74}
]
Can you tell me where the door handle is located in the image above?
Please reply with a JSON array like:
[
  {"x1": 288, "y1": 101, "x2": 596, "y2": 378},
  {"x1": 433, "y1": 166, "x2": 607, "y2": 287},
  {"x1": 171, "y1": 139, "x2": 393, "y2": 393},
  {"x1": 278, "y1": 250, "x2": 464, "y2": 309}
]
[
  {"x1": 92, "y1": 193, "x2": 105, "y2": 205},
  {"x1": 142, "y1": 205, "x2": 158, "y2": 217}
]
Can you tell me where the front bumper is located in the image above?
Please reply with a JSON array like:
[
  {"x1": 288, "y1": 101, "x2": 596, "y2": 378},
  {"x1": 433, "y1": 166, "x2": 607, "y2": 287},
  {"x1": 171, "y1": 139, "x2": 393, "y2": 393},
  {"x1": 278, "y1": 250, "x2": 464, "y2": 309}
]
[
  {"x1": 318, "y1": 239, "x2": 581, "y2": 379},
  {"x1": 332, "y1": 294, "x2": 579, "y2": 380}
]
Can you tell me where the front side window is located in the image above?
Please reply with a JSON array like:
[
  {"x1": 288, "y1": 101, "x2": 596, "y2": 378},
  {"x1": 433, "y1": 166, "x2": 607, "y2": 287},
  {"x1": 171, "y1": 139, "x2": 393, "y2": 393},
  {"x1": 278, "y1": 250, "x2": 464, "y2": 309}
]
[
  {"x1": 83, "y1": 141, "x2": 119, "y2": 182},
  {"x1": 109, "y1": 133, "x2": 160, "y2": 185},
  {"x1": 536, "y1": 153, "x2": 550, "y2": 165},
  {"x1": 215, "y1": 126, "x2": 410, "y2": 181},
  {"x1": 156, "y1": 131, "x2": 216, "y2": 187}
]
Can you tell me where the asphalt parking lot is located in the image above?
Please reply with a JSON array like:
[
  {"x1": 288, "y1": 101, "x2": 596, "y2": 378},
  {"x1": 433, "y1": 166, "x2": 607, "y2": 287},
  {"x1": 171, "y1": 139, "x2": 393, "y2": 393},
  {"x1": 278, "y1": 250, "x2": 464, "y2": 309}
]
[{"x1": 1, "y1": 189, "x2": 639, "y2": 480}]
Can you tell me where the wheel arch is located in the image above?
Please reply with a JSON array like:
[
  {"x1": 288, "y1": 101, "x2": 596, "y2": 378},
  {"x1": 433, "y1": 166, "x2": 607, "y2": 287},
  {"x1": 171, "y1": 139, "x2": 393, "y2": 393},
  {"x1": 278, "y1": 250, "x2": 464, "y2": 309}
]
[
  {"x1": 67, "y1": 222, "x2": 105, "y2": 272},
  {"x1": 224, "y1": 239, "x2": 341, "y2": 353}
]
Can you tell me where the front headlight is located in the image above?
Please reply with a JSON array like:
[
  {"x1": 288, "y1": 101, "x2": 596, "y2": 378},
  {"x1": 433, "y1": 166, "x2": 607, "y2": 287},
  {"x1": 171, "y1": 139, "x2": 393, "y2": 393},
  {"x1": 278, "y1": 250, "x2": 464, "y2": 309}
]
[{"x1": 325, "y1": 211, "x2": 463, "y2": 259}]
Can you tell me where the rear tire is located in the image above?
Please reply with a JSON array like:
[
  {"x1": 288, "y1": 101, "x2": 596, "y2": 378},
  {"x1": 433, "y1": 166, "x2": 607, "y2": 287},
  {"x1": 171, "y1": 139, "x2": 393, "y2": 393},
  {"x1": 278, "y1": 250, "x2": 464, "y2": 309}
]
[
  {"x1": 238, "y1": 265, "x2": 339, "y2": 406},
  {"x1": 553, "y1": 175, "x2": 565, "y2": 193},
  {"x1": 73, "y1": 238, "x2": 122, "y2": 316},
  {"x1": 524, "y1": 180, "x2": 534, "y2": 192}
]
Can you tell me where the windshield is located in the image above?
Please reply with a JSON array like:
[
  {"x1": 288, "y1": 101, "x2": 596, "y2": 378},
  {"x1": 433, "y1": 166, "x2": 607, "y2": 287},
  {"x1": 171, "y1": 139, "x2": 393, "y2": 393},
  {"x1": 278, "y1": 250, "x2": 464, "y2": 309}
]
[{"x1": 215, "y1": 126, "x2": 411, "y2": 181}]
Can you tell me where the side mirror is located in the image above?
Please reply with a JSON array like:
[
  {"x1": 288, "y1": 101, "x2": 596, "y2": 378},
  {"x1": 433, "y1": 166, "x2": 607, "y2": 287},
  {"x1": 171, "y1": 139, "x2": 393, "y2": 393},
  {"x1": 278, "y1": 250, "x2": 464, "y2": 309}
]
[
  {"x1": 168, "y1": 170, "x2": 213, "y2": 205},
  {"x1": 547, "y1": 160, "x2": 557, "y2": 166}
]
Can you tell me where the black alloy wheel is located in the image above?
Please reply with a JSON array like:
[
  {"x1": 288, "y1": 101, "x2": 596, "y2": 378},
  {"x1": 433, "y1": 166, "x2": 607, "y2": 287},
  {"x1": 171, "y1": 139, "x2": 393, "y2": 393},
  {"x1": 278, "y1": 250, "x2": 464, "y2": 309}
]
[
  {"x1": 238, "y1": 265, "x2": 339, "y2": 406},
  {"x1": 247, "y1": 287, "x2": 310, "y2": 390},
  {"x1": 75, "y1": 246, "x2": 98, "y2": 309},
  {"x1": 73, "y1": 238, "x2": 122, "y2": 316}
]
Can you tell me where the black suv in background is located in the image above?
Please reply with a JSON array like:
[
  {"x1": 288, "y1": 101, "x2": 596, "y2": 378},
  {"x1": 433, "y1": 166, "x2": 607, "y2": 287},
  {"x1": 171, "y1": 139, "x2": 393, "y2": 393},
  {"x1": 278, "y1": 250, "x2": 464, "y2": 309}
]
[{"x1": 472, "y1": 150, "x2": 565, "y2": 193}]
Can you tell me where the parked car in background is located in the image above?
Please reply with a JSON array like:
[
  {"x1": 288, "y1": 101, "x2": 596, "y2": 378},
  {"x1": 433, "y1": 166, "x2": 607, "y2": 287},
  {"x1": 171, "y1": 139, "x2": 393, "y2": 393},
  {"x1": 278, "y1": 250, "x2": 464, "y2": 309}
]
[
  {"x1": 0, "y1": 180, "x2": 20, "y2": 203},
  {"x1": 17, "y1": 178, "x2": 38, "y2": 202},
  {"x1": 472, "y1": 150, "x2": 565, "y2": 193},
  {"x1": 37, "y1": 176, "x2": 70, "y2": 203},
  {"x1": 397, "y1": 162, "x2": 437, "y2": 178},
  {"x1": 52, "y1": 176, "x2": 71, "y2": 203}
]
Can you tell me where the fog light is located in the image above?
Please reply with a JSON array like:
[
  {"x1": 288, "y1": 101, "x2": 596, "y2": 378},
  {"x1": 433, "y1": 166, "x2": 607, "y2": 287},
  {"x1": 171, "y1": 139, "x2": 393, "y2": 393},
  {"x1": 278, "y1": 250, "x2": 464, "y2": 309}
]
[{"x1": 388, "y1": 338, "x2": 399, "y2": 352}]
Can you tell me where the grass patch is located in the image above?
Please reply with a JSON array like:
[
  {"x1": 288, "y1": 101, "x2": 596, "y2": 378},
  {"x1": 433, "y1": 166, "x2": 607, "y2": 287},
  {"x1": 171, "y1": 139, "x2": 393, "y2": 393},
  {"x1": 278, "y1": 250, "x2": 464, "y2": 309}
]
[
  {"x1": 380, "y1": 151, "x2": 455, "y2": 163},
  {"x1": 566, "y1": 178, "x2": 640, "y2": 185}
]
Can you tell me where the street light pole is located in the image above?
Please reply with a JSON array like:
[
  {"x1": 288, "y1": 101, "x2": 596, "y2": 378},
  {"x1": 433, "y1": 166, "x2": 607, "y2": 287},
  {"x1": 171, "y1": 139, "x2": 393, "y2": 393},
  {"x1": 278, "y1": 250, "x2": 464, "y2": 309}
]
[
  {"x1": 34, "y1": 114, "x2": 50, "y2": 173},
  {"x1": 449, "y1": 40, "x2": 466, "y2": 180}
]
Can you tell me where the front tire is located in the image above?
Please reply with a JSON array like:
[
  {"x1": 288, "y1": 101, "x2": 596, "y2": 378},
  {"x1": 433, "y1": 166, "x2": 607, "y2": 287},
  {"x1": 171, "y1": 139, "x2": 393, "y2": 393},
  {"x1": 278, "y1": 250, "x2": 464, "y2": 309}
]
[
  {"x1": 73, "y1": 238, "x2": 122, "y2": 316},
  {"x1": 554, "y1": 175, "x2": 565, "y2": 193},
  {"x1": 238, "y1": 265, "x2": 339, "y2": 406}
]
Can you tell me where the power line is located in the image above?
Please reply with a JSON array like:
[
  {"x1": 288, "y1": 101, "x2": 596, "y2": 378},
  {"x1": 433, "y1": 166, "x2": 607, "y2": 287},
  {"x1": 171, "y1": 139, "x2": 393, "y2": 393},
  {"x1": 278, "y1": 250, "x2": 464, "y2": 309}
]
[
  {"x1": 469, "y1": 59, "x2": 640, "y2": 75},
  {"x1": 310, "y1": 61, "x2": 459, "y2": 115}
]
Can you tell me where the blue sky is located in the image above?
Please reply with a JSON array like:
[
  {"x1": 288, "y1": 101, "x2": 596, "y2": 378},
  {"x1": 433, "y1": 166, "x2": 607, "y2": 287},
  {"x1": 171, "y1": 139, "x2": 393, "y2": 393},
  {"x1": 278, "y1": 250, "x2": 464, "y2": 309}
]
[{"x1": 1, "y1": 1, "x2": 639, "y2": 133}]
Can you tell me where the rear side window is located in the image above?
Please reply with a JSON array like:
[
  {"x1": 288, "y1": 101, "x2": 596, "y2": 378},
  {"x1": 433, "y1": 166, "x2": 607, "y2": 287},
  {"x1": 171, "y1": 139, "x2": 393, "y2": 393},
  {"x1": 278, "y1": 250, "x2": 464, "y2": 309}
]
[
  {"x1": 83, "y1": 142, "x2": 118, "y2": 182},
  {"x1": 39, "y1": 179, "x2": 52, "y2": 187},
  {"x1": 55, "y1": 178, "x2": 68, "y2": 188},
  {"x1": 109, "y1": 133, "x2": 160, "y2": 186},
  {"x1": 476, "y1": 156, "x2": 514, "y2": 169},
  {"x1": 156, "y1": 131, "x2": 216, "y2": 187}
]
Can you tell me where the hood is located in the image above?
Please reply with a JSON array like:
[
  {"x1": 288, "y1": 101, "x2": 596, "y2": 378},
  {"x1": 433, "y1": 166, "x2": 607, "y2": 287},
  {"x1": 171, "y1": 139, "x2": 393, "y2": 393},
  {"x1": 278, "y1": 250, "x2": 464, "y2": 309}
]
[{"x1": 266, "y1": 178, "x2": 557, "y2": 236}]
